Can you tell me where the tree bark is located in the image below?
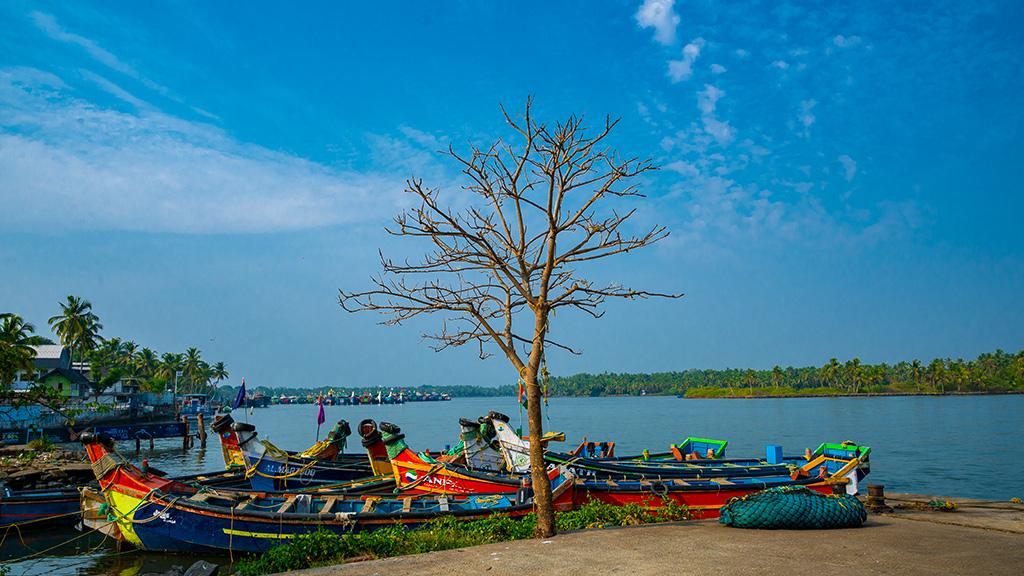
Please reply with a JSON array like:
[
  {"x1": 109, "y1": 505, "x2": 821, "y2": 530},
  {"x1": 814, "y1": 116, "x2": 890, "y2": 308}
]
[{"x1": 525, "y1": 309, "x2": 554, "y2": 537}]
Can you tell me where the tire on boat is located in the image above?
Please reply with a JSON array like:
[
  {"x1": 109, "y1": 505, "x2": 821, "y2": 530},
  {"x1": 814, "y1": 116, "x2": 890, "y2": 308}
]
[
  {"x1": 379, "y1": 421, "x2": 402, "y2": 434},
  {"x1": 487, "y1": 411, "x2": 510, "y2": 423},
  {"x1": 231, "y1": 422, "x2": 256, "y2": 433},
  {"x1": 359, "y1": 419, "x2": 381, "y2": 446},
  {"x1": 210, "y1": 414, "x2": 234, "y2": 432}
]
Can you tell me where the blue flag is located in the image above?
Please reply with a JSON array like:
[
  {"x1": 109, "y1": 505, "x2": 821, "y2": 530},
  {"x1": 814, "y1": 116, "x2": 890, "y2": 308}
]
[{"x1": 233, "y1": 378, "x2": 246, "y2": 410}]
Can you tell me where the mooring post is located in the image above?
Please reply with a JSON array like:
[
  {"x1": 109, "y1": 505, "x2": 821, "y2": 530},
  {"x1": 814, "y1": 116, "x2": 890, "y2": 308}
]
[
  {"x1": 865, "y1": 484, "x2": 891, "y2": 512},
  {"x1": 197, "y1": 413, "x2": 207, "y2": 447},
  {"x1": 135, "y1": 437, "x2": 141, "y2": 453},
  {"x1": 181, "y1": 415, "x2": 191, "y2": 449},
  {"x1": 150, "y1": 436, "x2": 155, "y2": 450}
]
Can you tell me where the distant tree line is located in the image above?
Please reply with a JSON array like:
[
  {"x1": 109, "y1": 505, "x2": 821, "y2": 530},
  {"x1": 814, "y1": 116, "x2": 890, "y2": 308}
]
[{"x1": 546, "y1": 349, "x2": 1024, "y2": 397}]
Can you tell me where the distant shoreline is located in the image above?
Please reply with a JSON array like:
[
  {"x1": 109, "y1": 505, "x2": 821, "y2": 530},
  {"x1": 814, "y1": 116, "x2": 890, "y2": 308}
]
[
  {"x1": 678, "y1": 390, "x2": 1024, "y2": 399},
  {"x1": 446, "y1": 390, "x2": 1024, "y2": 399}
]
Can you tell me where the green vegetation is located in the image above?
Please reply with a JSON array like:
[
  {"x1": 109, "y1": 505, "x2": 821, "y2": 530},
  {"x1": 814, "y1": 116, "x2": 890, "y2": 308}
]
[
  {"x1": 2, "y1": 297, "x2": 228, "y2": 407},
  {"x1": 547, "y1": 349, "x2": 1024, "y2": 397},
  {"x1": 26, "y1": 437, "x2": 55, "y2": 451},
  {"x1": 235, "y1": 500, "x2": 689, "y2": 576}
]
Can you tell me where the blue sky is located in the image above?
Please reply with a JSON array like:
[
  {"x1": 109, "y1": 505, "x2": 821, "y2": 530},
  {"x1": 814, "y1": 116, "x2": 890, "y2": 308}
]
[{"x1": 1, "y1": 1, "x2": 1022, "y2": 388}]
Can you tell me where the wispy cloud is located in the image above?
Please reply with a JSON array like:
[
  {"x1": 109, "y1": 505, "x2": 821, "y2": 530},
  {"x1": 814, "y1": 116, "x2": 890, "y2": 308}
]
[
  {"x1": 78, "y1": 69, "x2": 149, "y2": 109},
  {"x1": 0, "y1": 67, "x2": 409, "y2": 234},
  {"x1": 667, "y1": 38, "x2": 704, "y2": 82},
  {"x1": 833, "y1": 34, "x2": 862, "y2": 48},
  {"x1": 635, "y1": 0, "x2": 681, "y2": 46},
  {"x1": 838, "y1": 154, "x2": 857, "y2": 181},
  {"x1": 697, "y1": 84, "x2": 734, "y2": 146},
  {"x1": 798, "y1": 99, "x2": 817, "y2": 137},
  {"x1": 29, "y1": 11, "x2": 136, "y2": 77}
]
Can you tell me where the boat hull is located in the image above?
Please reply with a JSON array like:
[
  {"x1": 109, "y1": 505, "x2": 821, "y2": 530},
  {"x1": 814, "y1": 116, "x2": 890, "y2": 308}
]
[
  {"x1": 0, "y1": 488, "x2": 80, "y2": 527},
  {"x1": 576, "y1": 479, "x2": 839, "y2": 520}
]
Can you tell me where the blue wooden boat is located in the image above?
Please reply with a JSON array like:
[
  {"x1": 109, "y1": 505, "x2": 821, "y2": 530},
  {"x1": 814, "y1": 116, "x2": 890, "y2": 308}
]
[
  {"x1": 80, "y1": 432, "x2": 575, "y2": 553},
  {"x1": 231, "y1": 419, "x2": 376, "y2": 491},
  {"x1": 0, "y1": 486, "x2": 80, "y2": 527}
]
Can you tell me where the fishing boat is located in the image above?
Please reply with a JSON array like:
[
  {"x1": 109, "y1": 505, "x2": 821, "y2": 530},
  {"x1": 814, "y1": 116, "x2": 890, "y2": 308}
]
[
  {"x1": 80, "y1": 432, "x2": 574, "y2": 553},
  {"x1": 363, "y1": 421, "x2": 563, "y2": 495},
  {"x1": 370, "y1": 418, "x2": 871, "y2": 519},
  {"x1": 573, "y1": 442, "x2": 870, "y2": 519},
  {"x1": 1, "y1": 486, "x2": 81, "y2": 527},
  {"x1": 211, "y1": 414, "x2": 364, "y2": 470},
  {"x1": 489, "y1": 418, "x2": 796, "y2": 480},
  {"x1": 230, "y1": 419, "x2": 376, "y2": 491}
]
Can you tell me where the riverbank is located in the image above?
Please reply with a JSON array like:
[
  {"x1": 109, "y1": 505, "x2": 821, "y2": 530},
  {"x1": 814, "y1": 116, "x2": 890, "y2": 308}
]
[
  {"x1": 294, "y1": 493, "x2": 1024, "y2": 576},
  {"x1": 681, "y1": 389, "x2": 1024, "y2": 399}
]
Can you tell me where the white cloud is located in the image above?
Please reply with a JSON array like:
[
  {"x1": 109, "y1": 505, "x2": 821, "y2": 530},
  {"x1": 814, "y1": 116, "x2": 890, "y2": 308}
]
[
  {"x1": 697, "y1": 84, "x2": 724, "y2": 115},
  {"x1": 697, "y1": 84, "x2": 734, "y2": 146},
  {"x1": 667, "y1": 38, "x2": 704, "y2": 83},
  {"x1": 799, "y1": 99, "x2": 817, "y2": 137},
  {"x1": 398, "y1": 126, "x2": 445, "y2": 150},
  {"x1": 838, "y1": 154, "x2": 857, "y2": 181},
  {"x1": 833, "y1": 34, "x2": 862, "y2": 48},
  {"x1": 710, "y1": 63, "x2": 727, "y2": 75},
  {"x1": 734, "y1": 48, "x2": 749, "y2": 58},
  {"x1": 0, "y1": 67, "x2": 408, "y2": 234},
  {"x1": 635, "y1": 0, "x2": 680, "y2": 46},
  {"x1": 771, "y1": 60, "x2": 789, "y2": 70},
  {"x1": 665, "y1": 160, "x2": 699, "y2": 177}
]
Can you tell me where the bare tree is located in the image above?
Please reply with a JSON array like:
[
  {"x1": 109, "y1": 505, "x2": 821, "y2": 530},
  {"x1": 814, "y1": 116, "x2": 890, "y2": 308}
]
[{"x1": 339, "y1": 100, "x2": 681, "y2": 537}]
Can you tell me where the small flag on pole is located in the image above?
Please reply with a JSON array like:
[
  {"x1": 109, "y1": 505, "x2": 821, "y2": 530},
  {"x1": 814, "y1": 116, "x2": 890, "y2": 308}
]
[
  {"x1": 518, "y1": 379, "x2": 527, "y2": 410},
  {"x1": 316, "y1": 395, "x2": 326, "y2": 426},
  {"x1": 232, "y1": 378, "x2": 247, "y2": 410}
]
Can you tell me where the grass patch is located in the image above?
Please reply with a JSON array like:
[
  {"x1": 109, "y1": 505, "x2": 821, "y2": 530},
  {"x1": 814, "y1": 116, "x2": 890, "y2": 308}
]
[
  {"x1": 235, "y1": 499, "x2": 689, "y2": 576},
  {"x1": 26, "y1": 438, "x2": 55, "y2": 452}
]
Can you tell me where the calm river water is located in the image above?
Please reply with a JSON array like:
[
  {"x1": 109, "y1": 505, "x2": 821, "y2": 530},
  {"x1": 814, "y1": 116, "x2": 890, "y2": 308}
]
[{"x1": 4, "y1": 395, "x2": 1022, "y2": 575}]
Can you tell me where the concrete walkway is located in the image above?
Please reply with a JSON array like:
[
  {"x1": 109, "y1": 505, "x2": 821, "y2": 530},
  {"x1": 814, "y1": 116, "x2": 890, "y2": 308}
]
[{"x1": 295, "y1": 514, "x2": 1024, "y2": 576}]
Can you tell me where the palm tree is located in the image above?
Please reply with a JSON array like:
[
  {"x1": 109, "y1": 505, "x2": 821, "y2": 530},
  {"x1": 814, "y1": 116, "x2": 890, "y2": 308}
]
[
  {"x1": 821, "y1": 358, "x2": 840, "y2": 389},
  {"x1": 211, "y1": 361, "x2": 229, "y2": 385},
  {"x1": 158, "y1": 353, "x2": 184, "y2": 392},
  {"x1": 743, "y1": 369, "x2": 756, "y2": 393},
  {"x1": 136, "y1": 348, "x2": 159, "y2": 380},
  {"x1": 1, "y1": 313, "x2": 48, "y2": 385},
  {"x1": 771, "y1": 365, "x2": 784, "y2": 389},
  {"x1": 927, "y1": 358, "x2": 946, "y2": 393},
  {"x1": 47, "y1": 296, "x2": 103, "y2": 366},
  {"x1": 1, "y1": 314, "x2": 51, "y2": 348},
  {"x1": 910, "y1": 359, "x2": 923, "y2": 392},
  {"x1": 182, "y1": 347, "x2": 204, "y2": 392},
  {"x1": 846, "y1": 358, "x2": 864, "y2": 393}
]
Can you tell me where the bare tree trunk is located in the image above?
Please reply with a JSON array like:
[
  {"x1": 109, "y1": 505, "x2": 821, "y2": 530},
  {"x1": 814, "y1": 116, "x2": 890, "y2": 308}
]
[
  {"x1": 525, "y1": 313, "x2": 554, "y2": 537},
  {"x1": 524, "y1": 364, "x2": 553, "y2": 537}
]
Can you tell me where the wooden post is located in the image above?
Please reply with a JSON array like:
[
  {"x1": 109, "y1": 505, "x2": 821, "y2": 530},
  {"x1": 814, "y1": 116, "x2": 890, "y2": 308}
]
[
  {"x1": 150, "y1": 436, "x2": 155, "y2": 450},
  {"x1": 181, "y1": 415, "x2": 191, "y2": 450},
  {"x1": 197, "y1": 413, "x2": 207, "y2": 447},
  {"x1": 135, "y1": 437, "x2": 141, "y2": 453}
]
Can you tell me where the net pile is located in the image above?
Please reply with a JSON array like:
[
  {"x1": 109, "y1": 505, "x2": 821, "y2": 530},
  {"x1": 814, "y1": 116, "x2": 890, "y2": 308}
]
[{"x1": 719, "y1": 485, "x2": 867, "y2": 529}]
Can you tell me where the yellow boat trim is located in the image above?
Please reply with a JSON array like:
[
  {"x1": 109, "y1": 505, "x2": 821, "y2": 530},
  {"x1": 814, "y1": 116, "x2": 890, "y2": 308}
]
[
  {"x1": 105, "y1": 490, "x2": 146, "y2": 548},
  {"x1": 222, "y1": 528, "x2": 296, "y2": 539}
]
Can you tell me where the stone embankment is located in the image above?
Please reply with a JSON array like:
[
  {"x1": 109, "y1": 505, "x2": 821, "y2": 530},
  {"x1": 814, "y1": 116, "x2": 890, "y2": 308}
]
[{"x1": 0, "y1": 444, "x2": 91, "y2": 490}]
